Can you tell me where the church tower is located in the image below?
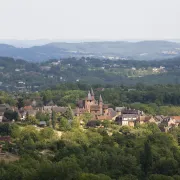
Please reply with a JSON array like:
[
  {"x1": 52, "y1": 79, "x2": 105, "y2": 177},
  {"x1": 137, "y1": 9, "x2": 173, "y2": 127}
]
[{"x1": 85, "y1": 91, "x2": 92, "y2": 113}]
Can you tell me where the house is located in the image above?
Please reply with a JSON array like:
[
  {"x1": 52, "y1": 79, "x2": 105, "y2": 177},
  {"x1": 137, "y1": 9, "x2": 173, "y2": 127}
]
[
  {"x1": 26, "y1": 110, "x2": 37, "y2": 117},
  {"x1": 170, "y1": 116, "x2": 180, "y2": 127},
  {"x1": 108, "y1": 108, "x2": 117, "y2": 120},
  {"x1": 115, "y1": 114, "x2": 139, "y2": 127},
  {"x1": 115, "y1": 107, "x2": 156, "y2": 127},
  {"x1": 137, "y1": 116, "x2": 156, "y2": 124},
  {"x1": 115, "y1": 107, "x2": 126, "y2": 115},
  {"x1": 18, "y1": 109, "x2": 37, "y2": 120},
  {"x1": 155, "y1": 116, "x2": 178, "y2": 132},
  {"x1": 23, "y1": 106, "x2": 33, "y2": 111},
  {"x1": 43, "y1": 106, "x2": 55, "y2": 113},
  {"x1": 155, "y1": 115, "x2": 169, "y2": 122},
  {"x1": 42, "y1": 106, "x2": 68, "y2": 119}
]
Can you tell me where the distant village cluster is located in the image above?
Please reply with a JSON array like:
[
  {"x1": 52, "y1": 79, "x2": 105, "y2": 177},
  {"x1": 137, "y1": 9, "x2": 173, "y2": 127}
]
[{"x1": 0, "y1": 89, "x2": 180, "y2": 132}]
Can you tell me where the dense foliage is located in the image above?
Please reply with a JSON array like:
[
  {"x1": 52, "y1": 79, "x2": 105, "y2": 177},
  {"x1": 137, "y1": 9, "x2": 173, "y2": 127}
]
[
  {"x1": 34, "y1": 83, "x2": 180, "y2": 115},
  {"x1": 0, "y1": 123, "x2": 180, "y2": 180}
]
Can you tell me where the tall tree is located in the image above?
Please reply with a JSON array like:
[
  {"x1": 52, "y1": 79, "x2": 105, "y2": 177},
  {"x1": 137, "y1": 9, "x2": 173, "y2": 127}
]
[
  {"x1": 51, "y1": 110, "x2": 56, "y2": 129},
  {"x1": 17, "y1": 98, "x2": 24, "y2": 109},
  {"x1": 141, "y1": 141, "x2": 152, "y2": 177}
]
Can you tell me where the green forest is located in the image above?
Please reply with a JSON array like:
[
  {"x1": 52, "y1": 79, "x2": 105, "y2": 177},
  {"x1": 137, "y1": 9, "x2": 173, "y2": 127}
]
[
  {"x1": 1, "y1": 56, "x2": 180, "y2": 91},
  {"x1": 1, "y1": 121, "x2": 180, "y2": 180}
]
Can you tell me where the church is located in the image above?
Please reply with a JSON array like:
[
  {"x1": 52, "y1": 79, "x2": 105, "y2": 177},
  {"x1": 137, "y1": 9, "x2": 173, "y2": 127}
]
[{"x1": 75, "y1": 88, "x2": 113, "y2": 120}]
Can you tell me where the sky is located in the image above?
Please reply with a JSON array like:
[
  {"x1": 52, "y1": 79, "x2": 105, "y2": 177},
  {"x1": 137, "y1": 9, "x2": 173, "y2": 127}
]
[{"x1": 0, "y1": 0, "x2": 180, "y2": 41}]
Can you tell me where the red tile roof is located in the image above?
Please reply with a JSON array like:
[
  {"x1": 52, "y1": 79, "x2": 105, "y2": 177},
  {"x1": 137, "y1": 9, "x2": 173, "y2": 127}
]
[
  {"x1": 24, "y1": 106, "x2": 33, "y2": 111},
  {"x1": 171, "y1": 116, "x2": 180, "y2": 121}
]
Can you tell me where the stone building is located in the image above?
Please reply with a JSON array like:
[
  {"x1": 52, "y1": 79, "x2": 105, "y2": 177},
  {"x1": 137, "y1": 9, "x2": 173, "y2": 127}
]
[{"x1": 75, "y1": 89, "x2": 111, "y2": 120}]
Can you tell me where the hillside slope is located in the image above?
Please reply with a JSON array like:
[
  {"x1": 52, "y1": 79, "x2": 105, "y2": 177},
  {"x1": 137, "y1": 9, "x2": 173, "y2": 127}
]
[{"x1": 0, "y1": 41, "x2": 180, "y2": 62}]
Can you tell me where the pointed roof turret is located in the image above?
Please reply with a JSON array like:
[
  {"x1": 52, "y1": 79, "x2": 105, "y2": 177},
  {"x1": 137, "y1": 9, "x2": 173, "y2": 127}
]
[
  {"x1": 99, "y1": 94, "x2": 103, "y2": 103},
  {"x1": 91, "y1": 88, "x2": 95, "y2": 100},
  {"x1": 91, "y1": 88, "x2": 94, "y2": 96},
  {"x1": 88, "y1": 91, "x2": 92, "y2": 100}
]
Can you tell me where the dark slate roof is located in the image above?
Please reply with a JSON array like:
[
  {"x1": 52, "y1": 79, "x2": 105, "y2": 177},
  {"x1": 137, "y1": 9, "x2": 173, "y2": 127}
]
[
  {"x1": 90, "y1": 105, "x2": 99, "y2": 111},
  {"x1": 52, "y1": 107, "x2": 68, "y2": 113},
  {"x1": 154, "y1": 115, "x2": 167, "y2": 122},
  {"x1": 115, "y1": 107, "x2": 125, "y2": 112},
  {"x1": 77, "y1": 100, "x2": 84, "y2": 108},
  {"x1": 122, "y1": 109, "x2": 142, "y2": 115},
  {"x1": 103, "y1": 104, "x2": 108, "y2": 109},
  {"x1": 108, "y1": 108, "x2": 117, "y2": 117}
]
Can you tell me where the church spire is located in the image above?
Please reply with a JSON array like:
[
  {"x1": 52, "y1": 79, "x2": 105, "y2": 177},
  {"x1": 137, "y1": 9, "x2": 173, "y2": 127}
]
[
  {"x1": 91, "y1": 88, "x2": 94, "y2": 96},
  {"x1": 87, "y1": 91, "x2": 92, "y2": 100},
  {"x1": 91, "y1": 88, "x2": 95, "y2": 100},
  {"x1": 99, "y1": 94, "x2": 103, "y2": 103}
]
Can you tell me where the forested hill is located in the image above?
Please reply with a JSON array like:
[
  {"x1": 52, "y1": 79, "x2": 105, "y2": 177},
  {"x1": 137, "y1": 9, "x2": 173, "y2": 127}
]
[
  {"x1": 2, "y1": 56, "x2": 180, "y2": 91},
  {"x1": 0, "y1": 40, "x2": 180, "y2": 62}
]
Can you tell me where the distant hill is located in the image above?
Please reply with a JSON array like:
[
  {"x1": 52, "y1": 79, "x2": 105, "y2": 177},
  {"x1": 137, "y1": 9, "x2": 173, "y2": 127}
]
[
  {"x1": 0, "y1": 41, "x2": 180, "y2": 62},
  {"x1": 2, "y1": 56, "x2": 180, "y2": 91}
]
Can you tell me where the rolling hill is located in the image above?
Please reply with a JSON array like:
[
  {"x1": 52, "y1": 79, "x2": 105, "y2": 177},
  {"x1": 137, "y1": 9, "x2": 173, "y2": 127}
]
[{"x1": 0, "y1": 41, "x2": 180, "y2": 62}]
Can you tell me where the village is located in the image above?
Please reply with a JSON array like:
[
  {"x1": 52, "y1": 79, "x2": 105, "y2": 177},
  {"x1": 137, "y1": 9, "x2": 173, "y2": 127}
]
[
  {"x1": 1, "y1": 88, "x2": 180, "y2": 158},
  {"x1": 0, "y1": 89, "x2": 179, "y2": 131}
]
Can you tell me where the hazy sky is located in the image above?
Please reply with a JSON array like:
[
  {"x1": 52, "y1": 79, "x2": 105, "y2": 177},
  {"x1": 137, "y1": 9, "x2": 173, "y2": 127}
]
[{"x1": 0, "y1": 0, "x2": 180, "y2": 40}]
